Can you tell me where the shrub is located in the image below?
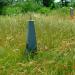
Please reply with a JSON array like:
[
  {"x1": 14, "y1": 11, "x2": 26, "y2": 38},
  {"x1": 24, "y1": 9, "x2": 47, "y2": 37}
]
[
  {"x1": 38, "y1": 7, "x2": 50, "y2": 14},
  {"x1": 2, "y1": 6, "x2": 22, "y2": 15},
  {"x1": 21, "y1": 1, "x2": 41, "y2": 13}
]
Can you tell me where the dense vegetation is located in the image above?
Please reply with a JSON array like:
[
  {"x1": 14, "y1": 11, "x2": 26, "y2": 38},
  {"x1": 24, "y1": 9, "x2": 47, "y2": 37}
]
[{"x1": 0, "y1": 0, "x2": 75, "y2": 15}]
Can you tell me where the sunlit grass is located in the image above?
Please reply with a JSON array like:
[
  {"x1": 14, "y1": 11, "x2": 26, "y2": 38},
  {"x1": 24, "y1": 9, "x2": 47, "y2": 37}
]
[{"x1": 0, "y1": 11, "x2": 75, "y2": 75}]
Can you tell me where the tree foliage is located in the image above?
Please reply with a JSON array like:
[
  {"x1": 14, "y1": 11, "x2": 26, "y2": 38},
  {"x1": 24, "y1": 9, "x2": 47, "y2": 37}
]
[
  {"x1": 61, "y1": 0, "x2": 70, "y2": 7},
  {"x1": 0, "y1": 0, "x2": 75, "y2": 15},
  {"x1": 0, "y1": 0, "x2": 8, "y2": 14},
  {"x1": 43, "y1": 0, "x2": 54, "y2": 8}
]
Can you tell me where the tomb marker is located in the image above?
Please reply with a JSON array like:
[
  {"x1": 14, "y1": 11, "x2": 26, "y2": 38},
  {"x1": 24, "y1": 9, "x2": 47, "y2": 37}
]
[
  {"x1": 70, "y1": 7, "x2": 74, "y2": 19},
  {"x1": 26, "y1": 18, "x2": 37, "y2": 55}
]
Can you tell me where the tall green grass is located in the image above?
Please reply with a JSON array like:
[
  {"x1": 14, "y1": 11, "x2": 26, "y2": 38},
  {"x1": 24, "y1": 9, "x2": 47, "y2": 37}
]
[{"x1": 0, "y1": 11, "x2": 75, "y2": 75}]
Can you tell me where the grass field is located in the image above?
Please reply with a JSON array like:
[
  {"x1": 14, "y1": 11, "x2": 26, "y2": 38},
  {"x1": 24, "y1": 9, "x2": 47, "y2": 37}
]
[{"x1": 0, "y1": 10, "x2": 75, "y2": 75}]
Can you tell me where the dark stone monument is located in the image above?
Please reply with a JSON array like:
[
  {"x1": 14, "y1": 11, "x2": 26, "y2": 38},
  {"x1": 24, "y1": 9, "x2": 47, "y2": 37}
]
[
  {"x1": 70, "y1": 7, "x2": 74, "y2": 18},
  {"x1": 26, "y1": 20, "x2": 37, "y2": 54}
]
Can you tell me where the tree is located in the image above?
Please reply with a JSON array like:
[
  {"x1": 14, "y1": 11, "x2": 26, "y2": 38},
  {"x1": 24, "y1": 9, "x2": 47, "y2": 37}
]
[
  {"x1": 61, "y1": 0, "x2": 70, "y2": 7},
  {"x1": 0, "y1": 0, "x2": 13, "y2": 14},
  {"x1": 70, "y1": 0, "x2": 75, "y2": 7},
  {"x1": 43, "y1": 0, "x2": 54, "y2": 8},
  {"x1": 61, "y1": 0, "x2": 64, "y2": 6},
  {"x1": 65, "y1": 0, "x2": 69, "y2": 6},
  {"x1": 0, "y1": 0, "x2": 8, "y2": 14},
  {"x1": 34, "y1": 0, "x2": 42, "y2": 5}
]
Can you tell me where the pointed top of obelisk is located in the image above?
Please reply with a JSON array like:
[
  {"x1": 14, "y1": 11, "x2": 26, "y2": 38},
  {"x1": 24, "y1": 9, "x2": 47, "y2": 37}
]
[
  {"x1": 29, "y1": 12, "x2": 34, "y2": 21},
  {"x1": 30, "y1": 13, "x2": 32, "y2": 20}
]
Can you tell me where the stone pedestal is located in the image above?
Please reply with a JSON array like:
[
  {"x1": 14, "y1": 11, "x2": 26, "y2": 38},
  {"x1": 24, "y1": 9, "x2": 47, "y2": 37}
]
[{"x1": 70, "y1": 7, "x2": 74, "y2": 18}]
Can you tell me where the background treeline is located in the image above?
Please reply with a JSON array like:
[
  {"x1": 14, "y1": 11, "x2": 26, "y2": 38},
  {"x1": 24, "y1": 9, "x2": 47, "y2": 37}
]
[{"x1": 0, "y1": 0, "x2": 75, "y2": 15}]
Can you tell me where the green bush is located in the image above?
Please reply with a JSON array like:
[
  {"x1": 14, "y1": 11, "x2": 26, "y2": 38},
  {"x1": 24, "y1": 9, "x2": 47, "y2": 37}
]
[
  {"x1": 21, "y1": 1, "x2": 41, "y2": 13},
  {"x1": 2, "y1": 6, "x2": 22, "y2": 15},
  {"x1": 0, "y1": 1, "x2": 42, "y2": 15},
  {"x1": 38, "y1": 7, "x2": 50, "y2": 14}
]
